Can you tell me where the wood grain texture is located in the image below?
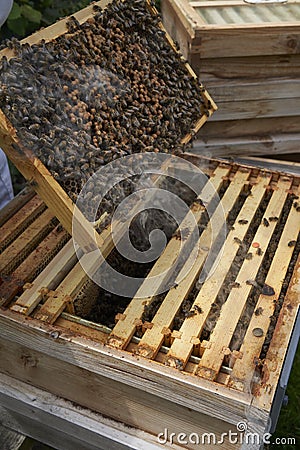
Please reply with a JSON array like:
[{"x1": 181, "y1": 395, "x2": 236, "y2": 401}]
[
  {"x1": 0, "y1": 309, "x2": 259, "y2": 427},
  {"x1": 0, "y1": 373, "x2": 176, "y2": 450},
  {"x1": 192, "y1": 134, "x2": 300, "y2": 157},
  {"x1": 0, "y1": 209, "x2": 55, "y2": 275},
  {"x1": 0, "y1": 187, "x2": 35, "y2": 228},
  {"x1": 0, "y1": 226, "x2": 69, "y2": 306}
]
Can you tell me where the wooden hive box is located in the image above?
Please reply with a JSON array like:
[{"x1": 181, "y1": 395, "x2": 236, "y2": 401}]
[
  {"x1": 0, "y1": 0, "x2": 216, "y2": 248},
  {"x1": 0, "y1": 155, "x2": 299, "y2": 449},
  {"x1": 161, "y1": 0, "x2": 300, "y2": 157}
]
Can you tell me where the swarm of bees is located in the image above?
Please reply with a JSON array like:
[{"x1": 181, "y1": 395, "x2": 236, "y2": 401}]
[{"x1": 0, "y1": 0, "x2": 205, "y2": 217}]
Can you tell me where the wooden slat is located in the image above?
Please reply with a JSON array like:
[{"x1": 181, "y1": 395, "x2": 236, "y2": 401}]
[
  {"x1": 195, "y1": 55, "x2": 300, "y2": 82},
  {"x1": 10, "y1": 239, "x2": 77, "y2": 315},
  {"x1": 33, "y1": 241, "x2": 120, "y2": 323},
  {"x1": 0, "y1": 1, "x2": 111, "y2": 60},
  {"x1": 210, "y1": 97, "x2": 300, "y2": 121},
  {"x1": 196, "y1": 116, "x2": 300, "y2": 140},
  {"x1": 196, "y1": 176, "x2": 293, "y2": 381},
  {"x1": 192, "y1": 133, "x2": 300, "y2": 158},
  {"x1": 0, "y1": 227, "x2": 69, "y2": 306},
  {"x1": 106, "y1": 165, "x2": 231, "y2": 350},
  {"x1": 206, "y1": 78, "x2": 300, "y2": 103},
  {"x1": 166, "y1": 172, "x2": 272, "y2": 369},
  {"x1": 192, "y1": 27, "x2": 300, "y2": 58},
  {"x1": 0, "y1": 187, "x2": 34, "y2": 228},
  {"x1": 229, "y1": 192, "x2": 300, "y2": 390},
  {"x1": 134, "y1": 169, "x2": 251, "y2": 359},
  {"x1": 0, "y1": 195, "x2": 45, "y2": 251},
  {"x1": 253, "y1": 258, "x2": 300, "y2": 411},
  {"x1": 0, "y1": 209, "x2": 55, "y2": 275}
]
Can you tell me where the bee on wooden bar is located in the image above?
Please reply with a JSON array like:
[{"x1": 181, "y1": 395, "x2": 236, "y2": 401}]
[
  {"x1": 262, "y1": 218, "x2": 270, "y2": 227},
  {"x1": 254, "y1": 307, "x2": 263, "y2": 316}
]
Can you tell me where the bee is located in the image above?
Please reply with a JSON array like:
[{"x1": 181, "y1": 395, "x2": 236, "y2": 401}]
[
  {"x1": 233, "y1": 237, "x2": 243, "y2": 245},
  {"x1": 262, "y1": 284, "x2": 275, "y2": 296},
  {"x1": 194, "y1": 304, "x2": 203, "y2": 313},
  {"x1": 262, "y1": 218, "x2": 269, "y2": 227},
  {"x1": 256, "y1": 247, "x2": 263, "y2": 256},
  {"x1": 269, "y1": 216, "x2": 278, "y2": 222},
  {"x1": 245, "y1": 253, "x2": 253, "y2": 260},
  {"x1": 288, "y1": 240, "x2": 297, "y2": 247},
  {"x1": 238, "y1": 219, "x2": 248, "y2": 225},
  {"x1": 254, "y1": 307, "x2": 264, "y2": 316},
  {"x1": 229, "y1": 281, "x2": 241, "y2": 289},
  {"x1": 185, "y1": 309, "x2": 196, "y2": 318}
]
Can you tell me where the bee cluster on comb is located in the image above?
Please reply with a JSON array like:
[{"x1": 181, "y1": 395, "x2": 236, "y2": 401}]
[{"x1": 0, "y1": 0, "x2": 207, "y2": 211}]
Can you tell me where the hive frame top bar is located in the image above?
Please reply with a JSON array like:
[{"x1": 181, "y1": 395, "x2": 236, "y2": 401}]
[{"x1": 0, "y1": 0, "x2": 216, "y2": 243}]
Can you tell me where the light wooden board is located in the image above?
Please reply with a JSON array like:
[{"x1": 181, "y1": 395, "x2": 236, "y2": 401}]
[
  {"x1": 229, "y1": 187, "x2": 300, "y2": 390},
  {"x1": 0, "y1": 373, "x2": 180, "y2": 450},
  {"x1": 0, "y1": 209, "x2": 55, "y2": 275},
  {"x1": 0, "y1": 195, "x2": 45, "y2": 251},
  {"x1": 194, "y1": 55, "x2": 300, "y2": 82},
  {"x1": 0, "y1": 187, "x2": 34, "y2": 228},
  {"x1": 253, "y1": 258, "x2": 299, "y2": 412},
  {"x1": 166, "y1": 172, "x2": 272, "y2": 369},
  {"x1": 10, "y1": 239, "x2": 77, "y2": 315},
  {"x1": 0, "y1": 226, "x2": 69, "y2": 307},
  {"x1": 206, "y1": 77, "x2": 300, "y2": 103},
  {"x1": 106, "y1": 165, "x2": 230, "y2": 350},
  {"x1": 135, "y1": 170, "x2": 251, "y2": 359},
  {"x1": 0, "y1": 309, "x2": 262, "y2": 434},
  {"x1": 192, "y1": 133, "x2": 300, "y2": 158},
  {"x1": 197, "y1": 176, "x2": 293, "y2": 380},
  {"x1": 162, "y1": 0, "x2": 300, "y2": 58},
  {"x1": 210, "y1": 97, "x2": 300, "y2": 121},
  {"x1": 196, "y1": 116, "x2": 300, "y2": 140}
]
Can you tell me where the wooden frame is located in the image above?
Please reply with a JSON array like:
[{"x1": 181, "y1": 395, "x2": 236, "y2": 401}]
[
  {"x1": 0, "y1": 155, "x2": 299, "y2": 449},
  {"x1": 161, "y1": 0, "x2": 300, "y2": 156},
  {"x1": 0, "y1": 0, "x2": 216, "y2": 243}
]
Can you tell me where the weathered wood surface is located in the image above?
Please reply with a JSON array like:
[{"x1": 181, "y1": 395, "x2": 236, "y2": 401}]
[
  {"x1": 0, "y1": 309, "x2": 268, "y2": 450},
  {"x1": 162, "y1": 0, "x2": 300, "y2": 58},
  {"x1": 0, "y1": 424, "x2": 25, "y2": 450},
  {"x1": 0, "y1": 373, "x2": 175, "y2": 450}
]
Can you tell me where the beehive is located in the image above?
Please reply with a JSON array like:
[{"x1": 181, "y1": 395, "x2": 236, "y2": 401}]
[
  {"x1": 161, "y1": 0, "x2": 300, "y2": 157},
  {"x1": 0, "y1": 0, "x2": 216, "y2": 247},
  {"x1": 0, "y1": 155, "x2": 299, "y2": 448}
]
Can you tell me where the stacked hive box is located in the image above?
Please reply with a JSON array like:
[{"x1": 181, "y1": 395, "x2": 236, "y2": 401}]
[{"x1": 161, "y1": 0, "x2": 300, "y2": 157}]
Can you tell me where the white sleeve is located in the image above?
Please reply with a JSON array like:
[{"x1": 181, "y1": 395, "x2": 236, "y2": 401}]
[
  {"x1": 0, "y1": 0, "x2": 14, "y2": 27},
  {"x1": 0, "y1": 148, "x2": 14, "y2": 209}
]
